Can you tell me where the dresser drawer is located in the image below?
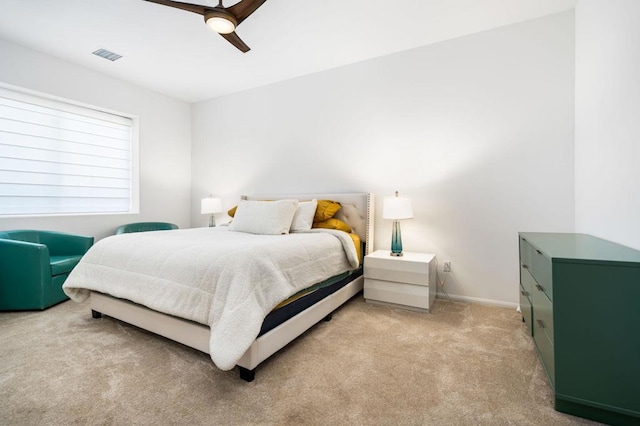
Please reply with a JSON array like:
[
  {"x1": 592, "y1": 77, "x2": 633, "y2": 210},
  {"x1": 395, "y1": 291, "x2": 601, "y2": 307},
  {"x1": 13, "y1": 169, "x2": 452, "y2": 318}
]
[
  {"x1": 531, "y1": 249, "x2": 553, "y2": 300},
  {"x1": 520, "y1": 264, "x2": 535, "y2": 295},
  {"x1": 534, "y1": 317, "x2": 555, "y2": 387},
  {"x1": 520, "y1": 237, "x2": 533, "y2": 272},
  {"x1": 519, "y1": 284, "x2": 532, "y2": 334},
  {"x1": 521, "y1": 238, "x2": 553, "y2": 300},
  {"x1": 532, "y1": 282, "x2": 554, "y2": 342}
]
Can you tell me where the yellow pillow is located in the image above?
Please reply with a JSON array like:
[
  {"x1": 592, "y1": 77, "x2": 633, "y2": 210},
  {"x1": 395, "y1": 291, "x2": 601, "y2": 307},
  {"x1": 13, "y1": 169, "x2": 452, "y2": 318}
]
[
  {"x1": 312, "y1": 218, "x2": 351, "y2": 233},
  {"x1": 349, "y1": 232, "x2": 362, "y2": 264},
  {"x1": 314, "y1": 200, "x2": 341, "y2": 223}
]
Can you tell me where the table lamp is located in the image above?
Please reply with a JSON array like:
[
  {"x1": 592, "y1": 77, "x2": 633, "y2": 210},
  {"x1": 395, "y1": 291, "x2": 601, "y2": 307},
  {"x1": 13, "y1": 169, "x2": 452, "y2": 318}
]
[
  {"x1": 201, "y1": 196, "x2": 222, "y2": 227},
  {"x1": 382, "y1": 191, "x2": 413, "y2": 256}
]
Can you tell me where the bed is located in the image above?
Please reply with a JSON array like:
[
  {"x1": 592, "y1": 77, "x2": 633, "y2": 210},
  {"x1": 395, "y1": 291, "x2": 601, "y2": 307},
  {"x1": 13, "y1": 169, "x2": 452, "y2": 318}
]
[{"x1": 63, "y1": 193, "x2": 373, "y2": 381}]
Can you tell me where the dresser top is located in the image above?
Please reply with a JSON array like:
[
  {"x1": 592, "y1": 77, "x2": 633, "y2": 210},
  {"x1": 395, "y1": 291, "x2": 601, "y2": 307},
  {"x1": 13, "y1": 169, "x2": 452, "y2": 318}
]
[{"x1": 519, "y1": 232, "x2": 640, "y2": 264}]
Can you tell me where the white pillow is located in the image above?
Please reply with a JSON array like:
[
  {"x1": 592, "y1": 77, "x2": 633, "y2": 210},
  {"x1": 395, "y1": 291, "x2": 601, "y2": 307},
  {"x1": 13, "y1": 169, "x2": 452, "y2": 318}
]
[
  {"x1": 228, "y1": 199, "x2": 299, "y2": 235},
  {"x1": 290, "y1": 199, "x2": 318, "y2": 232}
]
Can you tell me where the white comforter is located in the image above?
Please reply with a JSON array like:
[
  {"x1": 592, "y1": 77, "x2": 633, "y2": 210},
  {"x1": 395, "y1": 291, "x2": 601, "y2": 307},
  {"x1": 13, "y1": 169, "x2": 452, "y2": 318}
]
[{"x1": 63, "y1": 227, "x2": 359, "y2": 370}]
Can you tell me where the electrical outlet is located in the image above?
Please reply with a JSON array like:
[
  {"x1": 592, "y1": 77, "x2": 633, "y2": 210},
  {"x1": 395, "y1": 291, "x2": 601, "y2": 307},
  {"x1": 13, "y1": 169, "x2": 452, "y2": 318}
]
[{"x1": 443, "y1": 261, "x2": 451, "y2": 272}]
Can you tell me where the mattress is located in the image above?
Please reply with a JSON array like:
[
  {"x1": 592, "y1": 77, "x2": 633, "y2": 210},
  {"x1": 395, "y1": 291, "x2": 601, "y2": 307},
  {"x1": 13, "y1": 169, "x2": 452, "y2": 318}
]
[{"x1": 259, "y1": 266, "x2": 363, "y2": 336}]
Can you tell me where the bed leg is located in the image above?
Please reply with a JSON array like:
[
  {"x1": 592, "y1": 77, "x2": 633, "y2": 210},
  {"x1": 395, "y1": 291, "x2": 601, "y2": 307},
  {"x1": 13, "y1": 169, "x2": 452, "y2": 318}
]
[
  {"x1": 91, "y1": 310, "x2": 102, "y2": 319},
  {"x1": 323, "y1": 313, "x2": 333, "y2": 322},
  {"x1": 238, "y1": 367, "x2": 255, "y2": 382}
]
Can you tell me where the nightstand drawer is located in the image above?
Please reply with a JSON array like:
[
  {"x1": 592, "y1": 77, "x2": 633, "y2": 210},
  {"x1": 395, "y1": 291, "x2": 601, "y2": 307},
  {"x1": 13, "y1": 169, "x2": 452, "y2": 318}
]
[
  {"x1": 364, "y1": 267, "x2": 428, "y2": 286},
  {"x1": 364, "y1": 278, "x2": 429, "y2": 310}
]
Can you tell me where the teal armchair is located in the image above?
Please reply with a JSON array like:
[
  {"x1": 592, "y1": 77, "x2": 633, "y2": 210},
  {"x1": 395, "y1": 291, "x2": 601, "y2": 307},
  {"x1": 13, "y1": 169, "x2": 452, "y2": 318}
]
[
  {"x1": 0, "y1": 230, "x2": 94, "y2": 311},
  {"x1": 115, "y1": 222, "x2": 178, "y2": 234}
]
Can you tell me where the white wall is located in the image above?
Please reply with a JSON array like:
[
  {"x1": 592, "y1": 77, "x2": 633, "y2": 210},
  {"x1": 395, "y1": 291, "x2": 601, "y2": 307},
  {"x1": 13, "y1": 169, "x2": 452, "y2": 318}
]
[
  {"x1": 575, "y1": 0, "x2": 640, "y2": 250},
  {"x1": 0, "y1": 39, "x2": 192, "y2": 240},
  {"x1": 192, "y1": 12, "x2": 575, "y2": 306}
]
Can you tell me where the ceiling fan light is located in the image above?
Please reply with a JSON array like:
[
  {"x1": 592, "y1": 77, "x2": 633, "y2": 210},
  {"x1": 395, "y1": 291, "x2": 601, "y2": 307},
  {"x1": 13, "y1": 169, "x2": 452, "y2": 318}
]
[{"x1": 205, "y1": 12, "x2": 237, "y2": 34}]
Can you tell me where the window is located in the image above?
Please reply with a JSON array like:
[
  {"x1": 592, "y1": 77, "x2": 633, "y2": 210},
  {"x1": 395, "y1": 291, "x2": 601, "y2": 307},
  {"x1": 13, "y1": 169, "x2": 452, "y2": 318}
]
[{"x1": 0, "y1": 84, "x2": 139, "y2": 216}]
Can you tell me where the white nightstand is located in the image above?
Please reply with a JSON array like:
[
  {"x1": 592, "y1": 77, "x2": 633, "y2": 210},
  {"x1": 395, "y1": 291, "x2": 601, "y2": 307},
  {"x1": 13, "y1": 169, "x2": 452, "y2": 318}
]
[{"x1": 363, "y1": 250, "x2": 436, "y2": 312}]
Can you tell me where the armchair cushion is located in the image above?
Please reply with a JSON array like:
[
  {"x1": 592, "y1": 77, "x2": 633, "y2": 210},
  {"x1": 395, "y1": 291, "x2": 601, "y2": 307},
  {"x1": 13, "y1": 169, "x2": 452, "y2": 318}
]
[{"x1": 50, "y1": 255, "x2": 85, "y2": 276}]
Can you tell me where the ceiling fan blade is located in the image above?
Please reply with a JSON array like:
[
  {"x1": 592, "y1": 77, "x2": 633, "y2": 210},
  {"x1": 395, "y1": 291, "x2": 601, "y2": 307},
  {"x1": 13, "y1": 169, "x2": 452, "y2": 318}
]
[
  {"x1": 142, "y1": 0, "x2": 208, "y2": 16},
  {"x1": 227, "y1": 0, "x2": 267, "y2": 25},
  {"x1": 221, "y1": 32, "x2": 250, "y2": 53}
]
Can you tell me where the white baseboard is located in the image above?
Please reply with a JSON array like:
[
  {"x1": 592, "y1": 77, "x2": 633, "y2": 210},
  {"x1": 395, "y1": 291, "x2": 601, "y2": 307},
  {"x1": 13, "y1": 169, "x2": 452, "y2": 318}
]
[{"x1": 436, "y1": 292, "x2": 518, "y2": 310}]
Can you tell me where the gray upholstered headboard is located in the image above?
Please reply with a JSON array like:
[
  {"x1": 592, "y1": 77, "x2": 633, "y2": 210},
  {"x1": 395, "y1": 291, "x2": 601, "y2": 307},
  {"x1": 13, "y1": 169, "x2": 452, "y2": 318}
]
[{"x1": 242, "y1": 193, "x2": 374, "y2": 255}]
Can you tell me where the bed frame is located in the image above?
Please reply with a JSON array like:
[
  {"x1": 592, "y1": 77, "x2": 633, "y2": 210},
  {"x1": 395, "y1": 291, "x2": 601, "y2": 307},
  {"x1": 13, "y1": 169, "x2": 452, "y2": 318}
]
[{"x1": 89, "y1": 193, "x2": 374, "y2": 381}]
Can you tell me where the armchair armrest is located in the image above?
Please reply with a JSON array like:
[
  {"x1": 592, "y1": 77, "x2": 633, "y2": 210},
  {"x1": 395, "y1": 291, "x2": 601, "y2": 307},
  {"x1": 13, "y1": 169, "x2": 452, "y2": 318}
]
[
  {"x1": 0, "y1": 239, "x2": 51, "y2": 294},
  {"x1": 38, "y1": 231, "x2": 94, "y2": 256}
]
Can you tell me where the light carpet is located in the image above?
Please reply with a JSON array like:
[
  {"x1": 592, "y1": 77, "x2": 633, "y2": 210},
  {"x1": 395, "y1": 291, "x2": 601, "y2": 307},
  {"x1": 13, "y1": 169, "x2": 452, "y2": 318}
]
[{"x1": 0, "y1": 296, "x2": 599, "y2": 425}]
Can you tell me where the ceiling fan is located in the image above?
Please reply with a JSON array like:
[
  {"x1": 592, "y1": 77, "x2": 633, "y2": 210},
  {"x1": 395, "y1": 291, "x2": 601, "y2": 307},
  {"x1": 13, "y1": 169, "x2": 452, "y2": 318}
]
[{"x1": 143, "y1": 0, "x2": 267, "y2": 52}]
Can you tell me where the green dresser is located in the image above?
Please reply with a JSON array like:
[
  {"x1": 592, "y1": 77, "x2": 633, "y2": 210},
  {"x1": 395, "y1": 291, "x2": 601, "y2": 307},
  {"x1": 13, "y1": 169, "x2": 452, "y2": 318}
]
[{"x1": 519, "y1": 232, "x2": 640, "y2": 425}]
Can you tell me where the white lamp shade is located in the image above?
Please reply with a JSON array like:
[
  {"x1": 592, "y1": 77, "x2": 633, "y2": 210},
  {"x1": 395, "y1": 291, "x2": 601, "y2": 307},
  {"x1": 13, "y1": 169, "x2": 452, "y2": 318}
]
[
  {"x1": 201, "y1": 197, "x2": 223, "y2": 215},
  {"x1": 383, "y1": 196, "x2": 413, "y2": 220}
]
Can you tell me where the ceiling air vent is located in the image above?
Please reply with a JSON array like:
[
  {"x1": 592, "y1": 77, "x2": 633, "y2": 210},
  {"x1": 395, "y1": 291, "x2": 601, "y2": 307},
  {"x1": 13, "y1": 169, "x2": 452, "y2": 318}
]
[{"x1": 92, "y1": 48, "x2": 123, "y2": 62}]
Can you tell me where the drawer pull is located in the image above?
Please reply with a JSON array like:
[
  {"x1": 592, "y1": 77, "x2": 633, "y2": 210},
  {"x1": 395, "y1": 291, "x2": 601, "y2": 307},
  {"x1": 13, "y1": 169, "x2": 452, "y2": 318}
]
[
  {"x1": 536, "y1": 249, "x2": 542, "y2": 255},
  {"x1": 535, "y1": 284, "x2": 544, "y2": 292},
  {"x1": 522, "y1": 264, "x2": 529, "y2": 269},
  {"x1": 520, "y1": 290, "x2": 529, "y2": 296},
  {"x1": 536, "y1": 319, "x2": 545, "y2": 329}
]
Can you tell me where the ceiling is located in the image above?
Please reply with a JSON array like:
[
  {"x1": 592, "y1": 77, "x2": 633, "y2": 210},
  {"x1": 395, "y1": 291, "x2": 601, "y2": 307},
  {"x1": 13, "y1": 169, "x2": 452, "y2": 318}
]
[{"x1": 0, "y1": 0, "x2": 576, "y2": 103}]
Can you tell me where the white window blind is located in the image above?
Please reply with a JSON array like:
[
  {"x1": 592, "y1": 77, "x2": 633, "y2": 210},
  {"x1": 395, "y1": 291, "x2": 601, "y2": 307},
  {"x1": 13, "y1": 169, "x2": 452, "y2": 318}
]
[{"x1": 0, "y1": 85, "x2": 137, "y2": 216}]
